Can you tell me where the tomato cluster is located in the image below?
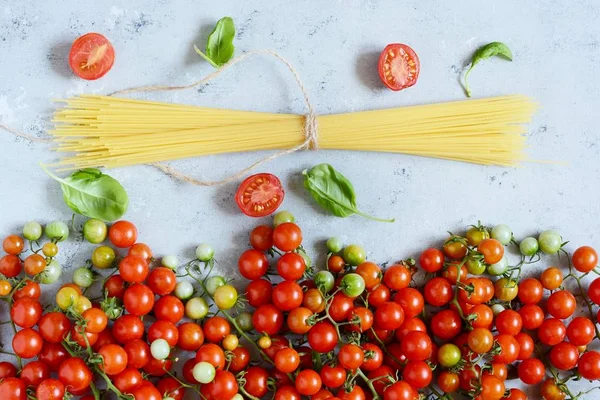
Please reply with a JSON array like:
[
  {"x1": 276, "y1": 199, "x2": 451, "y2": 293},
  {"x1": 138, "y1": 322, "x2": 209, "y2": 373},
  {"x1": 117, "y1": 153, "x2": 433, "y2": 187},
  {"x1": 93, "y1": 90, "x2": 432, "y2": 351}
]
[
  {"x1": 235, "y1": 222, "x2": 600, "y2": 400},
  {"x1": 0, "y1": 217, "x2": 599, "y2": 400}
]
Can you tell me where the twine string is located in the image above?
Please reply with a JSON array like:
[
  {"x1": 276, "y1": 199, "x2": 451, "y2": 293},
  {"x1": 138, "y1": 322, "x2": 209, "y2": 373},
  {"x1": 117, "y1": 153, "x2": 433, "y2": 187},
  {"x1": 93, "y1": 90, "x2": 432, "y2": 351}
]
[{"x1": 1, "y1": 49, "x2": 318, "y2": 186}]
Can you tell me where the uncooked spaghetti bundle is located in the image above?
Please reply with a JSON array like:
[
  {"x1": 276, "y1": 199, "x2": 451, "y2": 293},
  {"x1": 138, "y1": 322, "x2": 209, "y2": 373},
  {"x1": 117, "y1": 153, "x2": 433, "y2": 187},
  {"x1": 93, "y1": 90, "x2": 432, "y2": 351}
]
[{"x1": 50, "y1": 94, "x2": 536, "y2": 171}]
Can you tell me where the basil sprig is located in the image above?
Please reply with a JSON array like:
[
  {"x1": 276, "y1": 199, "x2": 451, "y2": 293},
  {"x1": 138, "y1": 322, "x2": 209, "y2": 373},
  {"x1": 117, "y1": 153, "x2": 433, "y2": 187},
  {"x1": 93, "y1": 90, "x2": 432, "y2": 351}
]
[
  {"x1": 42, "y1": 166, "x2": 129, "y2": 222},
  {"x1": 464, "y1": 42, "x2": 513, "y2": 97},
  {"x1": 302, "y1": 164, "x2": 394, "y2": 223},
  {"x1": 194, "y1": 17, "x2": 236, "y2": 68}
]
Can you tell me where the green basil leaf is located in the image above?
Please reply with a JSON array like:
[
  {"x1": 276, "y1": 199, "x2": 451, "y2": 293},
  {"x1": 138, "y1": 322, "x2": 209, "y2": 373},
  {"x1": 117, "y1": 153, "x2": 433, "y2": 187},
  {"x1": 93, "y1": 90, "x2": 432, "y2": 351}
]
[
  {"x1": 195, "y1": 16, "x2": 236, "y2": 68},
  {"x1": 42, "y1": 165, "x2": 129, "y2": 222},
  {"x1": 464, "y1": 41, "x2": 513, "y2": 97},
  {"x1": 302, "y1": 164, "x2": 394, "y2": 223}
]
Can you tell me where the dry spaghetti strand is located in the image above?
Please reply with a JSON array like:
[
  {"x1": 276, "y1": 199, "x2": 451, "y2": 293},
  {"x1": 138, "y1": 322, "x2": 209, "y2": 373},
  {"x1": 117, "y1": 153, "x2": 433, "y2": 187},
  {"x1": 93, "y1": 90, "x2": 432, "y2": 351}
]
[{"x1": 51, "y1": 94, "x2": 537, "y2": 171}]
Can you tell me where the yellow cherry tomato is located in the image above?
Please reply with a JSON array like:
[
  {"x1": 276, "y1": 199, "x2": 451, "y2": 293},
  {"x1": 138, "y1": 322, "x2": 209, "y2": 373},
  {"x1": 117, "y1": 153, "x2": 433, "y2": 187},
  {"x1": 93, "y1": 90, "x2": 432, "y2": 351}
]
[
  {"x1": 56, "y1": 287, "x2": 80, "y2": 310},
  {"x1": 74, "y1": 296, "x2": 92, "y2": 314},
  {"x1": 258, "y1": 336, "x2": 272, "y2": 349},
  {"x1": 42, "y1": 242, "x2": 59, "y2": 257},
  {"x1": 0, "y1": 280, "x2": 12, "y2": 296},
  {"x1": 494, "y1": 278, "x2": 518, "y2": 302},
  {"x1": 92, "y1": 246, "x2": 116, "y2": 269},
  {"x1": 222, "y1": 334, "x2": 239, "y2": 351}
]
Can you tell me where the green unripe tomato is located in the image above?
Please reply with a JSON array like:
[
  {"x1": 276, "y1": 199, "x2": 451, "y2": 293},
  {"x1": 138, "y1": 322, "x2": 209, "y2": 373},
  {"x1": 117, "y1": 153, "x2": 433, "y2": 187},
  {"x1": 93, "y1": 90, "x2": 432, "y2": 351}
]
[
  {"x1": 491, "y1": 304, "x2": 506, "y2": 315},
  {"x1": 195, "y1": 243, "x2": 214, "y2": 261},
  {"x1": 299, "y1": 252, "x2": 312, "y2": 270},
  {"x1": 326, "y1": 237, "x2": 343, "y2": 253},
  {"x1": 40, "y1": 260, "x2": 62, "y2": 284},
  {"x1": 520, "y1": 237, "x2": 539, "y2": 256},
  {"x1": 193, "y1": 361, "x2": 216, "y2": 384},
  {"x1": 91, "y1": 246, "x2": 116, "y2": 269},
  {"x1": 23, "y1": 221, "x2": 43, "y2": 241},
  {"x1": 236, "y1": 311, "x2": 254, "y2": 332},
  {"x1": 343, "y1": 244, "x2": 366, "y2": 266},
  {"x1": 205, "y1": 276, "x2": 226, "y2": 295},
  {"x1": 538, "y1": 230, "x2": 562, "y2": 254},
  {"x1": 491, "y1": 224, "x2": 512, "y2": 245},
  {"x1": 46, "y1": 221, "x2": 69, "y2": 242},
  {"x1": 487, "y1": 256, "x2": 508, "y2": 276},
  {"x1": 340, "y1": 273, "x2": 365, "y2": 298},
  {"x1": 273, "y1": 211, "x2": 295, "y2": 227},
  {"x1": 314, "y1": 270, "x2": 335, "y2": 293},
  {"x1": 465, "y1": 258, "x2": 486, "y2": 275},
  {"x1": 186, "y1": 297, "x2": 209, "y2": 320},
  {"x1": 162, "y1": 255, "x2": 179, "y2": 270},
  {"x1": 437, "y1": 343, "x2": 462, "y2": 368},
  {"x1": 213, "y1": 285, "x2": 238, "y2": 310},
  {"x1": 150, "y1": 339, "x2": 170, "y2": 360},
  {"x1": 83, "y1": 219, "x2": 107, "y2": 244},
  {"x1": 175, "y1": 281, "x2": 194, "y2": 300},
  {"x1": 73, "y1": 267, "x2": 94, "y2": 288}
]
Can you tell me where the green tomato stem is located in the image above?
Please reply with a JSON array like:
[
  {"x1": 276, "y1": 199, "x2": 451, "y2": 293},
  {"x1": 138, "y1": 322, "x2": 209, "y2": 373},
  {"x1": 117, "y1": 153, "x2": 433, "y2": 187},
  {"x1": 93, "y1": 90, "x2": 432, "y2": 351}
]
[
  {"x1": 194, "y1": 45, "x2": 219, "y2": 69},
  {"x1": 89, "y1": 381, "x2": 101, "y2": 400},
  {"x1": 355, "y1": 368, "x2": 381, "y2": 400},
  {"x1": 238, "y1": 385, "x2": 261, "y2": 400},
  {"x1": 353, "y1": 209, "x2": 395, "y2": 223},
  {"x1": 10, "y1": 320, "x2": 22, "y2": 369},
  {"x1": 464, "y1": 66, "x2": 474, "y2": 97}
]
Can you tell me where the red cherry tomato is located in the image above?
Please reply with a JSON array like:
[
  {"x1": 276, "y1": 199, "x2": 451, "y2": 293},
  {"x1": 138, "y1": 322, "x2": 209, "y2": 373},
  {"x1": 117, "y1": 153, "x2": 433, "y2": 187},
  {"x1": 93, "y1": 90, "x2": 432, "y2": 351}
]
[
  {"x1": 253, "y1": 304, "x2": 284, "y2": 336},
  {"x1": 124, "y1": 339, "x2": 150, "y2": 369},
  {"x1": 148, "y1": 320, "x2": 180, "y2": 347},
  {"x1": 154, "y1": 295, "x2": 184, "y2": 324},
  {"x1": 195, "y1": 343, "x2": 226, "y2": 371},
  {"x1": 108, "y1": 221, "x2": 138, "y2": 248},
  {"x1": 58, "y1": 357, "x2": 92, "y2": 393},
  {"x1": 12, "y1": 328, "x2": 43, "y2": 358},
  {"x1": 177, "y1": 322, "x2": 204, "y2": 351},
  {"x1": 119, "y1": 255, "x2": 149, "y2": 283},
  {"x1": 147, "y1": 267, "x2": 177, "y2": 296},
  {"x1": 200, "y1": 370, "x2": 238, "y2": 399},
  {"x1": 419, "y1": 248, "x2": 444, "y2": 273},
  {"x1": 272, "y1": 281, "x2": 303, "y2": 311},
  {"x1": 97, "y1": 344, "x2": 128, "y2": 375},
  {"x1": 378, "y1": 43, "x2": 420, "y2": 91},
  {"x1": 36, "y1": 379, "x2": 65, "y2": 400},
  {"x1": 374, "y1": 302, "x2": 405, "y2": 330},
  {"x1": 308, "y1": 321, "x2": 339, "y2": 353},
  {"x1": 573, "y1": 246, "x2": 598, "y2": 272},
  {"x1": 273, "y1": 223, "x2": 303, "y2": 252},
  {"x1": 69, "y1": 33, "x2": 115, "y2": 80},
  {"x1": 250, "y1": 225, "x2": 274, "y2": 251},
  {"x1": 114, "y1": 368, "x2": 143, "y2": 394},
  {"x1": 0, "y1": 377, "x2": 27, "y2": 400},
  {"x1": 0, "y1": 255, "x2": 22, "y2": 277},
  {"x1": 112, "y1": 315, "x2": 145, "y2": 344},
  {"x1": 246, "y1": 279, "x2": 273, "y2": 308},
  {"x1": 277, "y1": 252, "x2": 306, "y2": 281},
  {"x1": 123, "y1": 283, "x2": 155, "y2": 316},
  {"x1": 477, "y1": 239, "x2": 504, "y2": 264},
  {"x1": 238, "y1": 249, "x2": 269, "y2": 280},
  {"x1": 39, "y1": 343, "x2": 68, "y2": 372},
  {"x1": 235, "y1": 173, "x2": 284, "y2": 217},
  {"x1": 19, "y1": 361, "x2": 50, "y2": 388}
]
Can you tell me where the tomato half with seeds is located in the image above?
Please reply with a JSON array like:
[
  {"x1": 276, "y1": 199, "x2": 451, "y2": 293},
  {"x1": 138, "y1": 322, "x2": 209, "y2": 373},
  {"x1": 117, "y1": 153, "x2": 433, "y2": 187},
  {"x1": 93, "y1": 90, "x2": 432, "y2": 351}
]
[
  {"x1": 235, "y1": 173, "x2": 284, "y2": 217},
  {"x1": 378, "y1": 43, "x2": 420, "y2": 91},
  {"x1": 69, "y1": 33, "x2": 115, "y2": 80}
]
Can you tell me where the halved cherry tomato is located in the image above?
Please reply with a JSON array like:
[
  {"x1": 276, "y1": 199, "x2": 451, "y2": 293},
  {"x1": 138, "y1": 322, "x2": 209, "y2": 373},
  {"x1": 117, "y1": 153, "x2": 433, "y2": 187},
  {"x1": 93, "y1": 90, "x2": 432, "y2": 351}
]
[
  {"x1": 69, "y1": 33, "x2": 115, "y2": 80},
  {"x1": 378, "y1": 43, "x2": 420, "y2": 91},
  {"x1": 235, "y1": 173, "x2": 284, "y2": 217}
]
